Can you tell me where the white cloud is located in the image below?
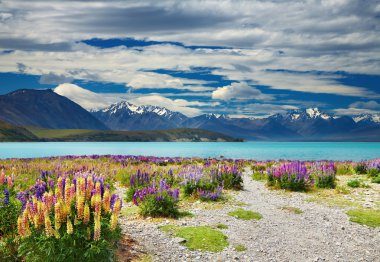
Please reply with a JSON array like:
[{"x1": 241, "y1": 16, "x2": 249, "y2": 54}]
[
  {"x1": 128, "y1": 72, "x2": 213, "y2": 91},
  {"x1": 1, "y1": 0, "x2": 380, "y2": 118},
  {"x1": 247, "y1": 71, "x2": 378, "y2": 98},
  {"x1": 54, "y1": 83, "x2": 125, "y2": 110},
  {"x1": 212, "y1": 82, "x2": 273, "y2": 101},
  {"x1": 54, "y1": 83, "x2": 207, "y2": 116},
  {"x1": 333, "y1": 107, "x2": 380, "y2": 116},
  {"x1": 349, "y1": 100, "x2": 380, "y2": 109}
]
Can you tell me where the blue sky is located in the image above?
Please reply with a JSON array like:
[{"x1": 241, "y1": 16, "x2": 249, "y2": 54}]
[{"x1": 0, "y1": 0, "x2": 379, "y2": 117}]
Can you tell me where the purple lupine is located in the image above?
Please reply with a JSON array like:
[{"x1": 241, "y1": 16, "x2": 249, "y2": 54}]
[{"x1": 3, "y1": 188, "x2": 10, "y2": 206}]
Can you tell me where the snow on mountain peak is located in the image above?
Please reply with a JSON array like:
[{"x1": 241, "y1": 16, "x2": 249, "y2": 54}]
[
  {"x1": 353, "y1": 114, "x2": 380, "y2": 123},
  {"x1": 305, "y1": 108, "x2": 331, "y2": 120},
  {"x1": 100, "y1": 101, "x2": 180, "y2": 118}
]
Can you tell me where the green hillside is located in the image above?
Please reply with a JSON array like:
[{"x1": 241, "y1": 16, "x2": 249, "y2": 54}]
[
  {"x1": 0, "y1": 120, "x2": 38, "y2": 141},
  {"x1": 26, "y1": 126, "x2": 241, "y2": 142}
]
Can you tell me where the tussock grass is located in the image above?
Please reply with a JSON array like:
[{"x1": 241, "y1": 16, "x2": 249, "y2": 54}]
[
  {"x1": 280, "y1": 206, "x2": 303, "y2": 214},
  {"x1": 228, "y1": 208, "x2": 262, "y2": 220},
  {"x1": 234, "y1": 244, "x2": 247, "y2": 252},
  {"x1": 160, "y1": 225, "x2": 228, "y2": 252},
  {"x1": 346, "y1": 209, "x2": 380, "y2": 228}
]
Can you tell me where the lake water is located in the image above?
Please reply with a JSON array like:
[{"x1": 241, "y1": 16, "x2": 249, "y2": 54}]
[{"x1": 0, "y1": 142, "x2": 379, "y2": 161}]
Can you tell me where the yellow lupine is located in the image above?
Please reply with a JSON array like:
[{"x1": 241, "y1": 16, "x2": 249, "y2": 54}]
[
  {"x1": 83, "y1": 203, "x2": 90, "y2": 225},
  {"x1": 93, "y1": 215, "x2": 101, "y2": 241},
  {"x1": 67, "y1": 217, "x2": 73, "y2": 235},
  {"x1": 110, "y1": 213, "x2": 118, "y2": 231},
  {"x1": 44, "y1": 212, "x2": 53, "y2": 237},
  {"x1": 103, "y1": 189, "x2": 111, "y2": 213}
]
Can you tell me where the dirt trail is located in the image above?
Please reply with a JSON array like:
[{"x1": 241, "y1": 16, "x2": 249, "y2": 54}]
[{"x1": 117, "y1": 170, "x2": 380, "y2": 262}]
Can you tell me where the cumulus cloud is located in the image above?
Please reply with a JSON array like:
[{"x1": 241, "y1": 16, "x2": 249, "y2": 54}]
[
  {"x1": 334, "y1": 100, "x2": 380, "y2": 116},
  {"x1": 212, "y1": 82, "x2": 273, "y2": 101},
  {"x1": 1, "y1": 0, "x2": 380, "y2": 117},
  {"x1": 54, "y1": 83, "x2": 124, "y2": 110},
  {"x1": 248, "y1": 71, "x2": 378, "y2": 98},
  {"x1": 54, "y1": 83, "x2": 207, "y2": 116},
  {"x1": 349, "y1": 100, "x2": 380, "y2": 109},
  {"x1": 333, "y1": 107, "x2": 380, "y2": 116}
]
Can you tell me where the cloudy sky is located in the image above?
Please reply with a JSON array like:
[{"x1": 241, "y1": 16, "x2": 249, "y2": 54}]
[{"x1": 0, "y1": 0, "x2": 379, "y2": 117}]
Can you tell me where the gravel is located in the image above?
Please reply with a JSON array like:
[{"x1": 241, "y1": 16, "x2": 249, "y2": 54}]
[{"x1": 117, "y1": 169, "x2": 380, "y2": 262}]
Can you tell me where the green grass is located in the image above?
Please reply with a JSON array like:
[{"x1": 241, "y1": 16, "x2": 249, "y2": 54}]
[
  {"x1": 371, "y1": 176, "x2": 380, "y2": 184},
  {"x1": 160, "y1": 225, "x2": 228, "y2": 252},
  {"x1": 177, "y1": 211, "x2": 195, "y2": 218},
  {"x1": 346, "y1": 209, "x2": 380, "y2": 228},
  {"x1": 216, "y1": 223, "x2": 228, "y2": 229},
  {"x1": 280, "y1": 206, "x2": 303, "y2": 214},
  {"x1": 234, "y1": 244, "x2": 247, "y2": 252},
  {"x1": 122, "y1": 205, "x2": 140, "y2": 217},
  {"x1": 227, "y1": 208, "x2": 263, "y2": 220},
  {"x1": 347, "y1": 179, "x2": 370, "y2": 188},
  {"x1": 251, "y1": 172, "x2": 266, "y2": 181},
  {"x1": 27, "y1": 126, "x2": 94, "y2": 138},
  {"x1": 25, "y1": 126, "x2": 240, "y2": 142}
]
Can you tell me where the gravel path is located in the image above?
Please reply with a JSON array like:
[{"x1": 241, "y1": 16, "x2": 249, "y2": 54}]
[{"x1": 117, "y1": 169, "x2": 380, "y2": 262}]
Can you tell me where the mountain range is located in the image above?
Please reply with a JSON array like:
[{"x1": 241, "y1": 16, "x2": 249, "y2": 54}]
[
  {"x1": 92, "y1": 100, "x2": 380, "y2": 141},
  {"x1": 0, "y1": 89, "x2": 379, "y2": 141}
]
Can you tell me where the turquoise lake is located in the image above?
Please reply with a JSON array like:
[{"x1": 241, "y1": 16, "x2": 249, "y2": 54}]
[{"x1": 0, "y1": 142, "x2": 379, "y2": 161}]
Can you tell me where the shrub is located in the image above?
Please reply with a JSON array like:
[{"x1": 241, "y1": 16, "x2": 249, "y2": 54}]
[
  {"x1": 126, "y1": 170, "x2": 151, "y2": 201},
  {"x1": 371, "y1": 175, "x2": 380, "y2": 184},
  {"x1": 347, "y1": 179, "x2": 364, "y2": 188},
  {"x1": 133, "y1": 180, "x2": 180, "y2": 218},
  {"x1": 267, "y1": 162, "x2": 312, "y2": 191},
  {"x1": 197, "y1": 185, "x2": 223, "y2": 201},
  {"x1": 16, "y1": 174, "x2": 122, "y2": 262},
  {"x1": 0, "y1": 176, "x2": 21, "y2": 261},
  {"x1": 214, "y1": 165, "x2": 243, "y2": 190},
  {"x1": 367, "y1": 168, "x2": 380, "y2": 178},
  {"x1": 179, "y1": 166, "x2": 216, "y2": 197},
  {"x1": 311, "y1": 162, "x2": 336, "y2": 189},
  {"x1": 354, "y1": 162, "x2": 367, "y2": 175},
  {"x1": 336, "y1": 163, "x2": 355, "y2": 175},
  {"x1": 252, "y1": 171, "x2": 266, "y2": 181}
]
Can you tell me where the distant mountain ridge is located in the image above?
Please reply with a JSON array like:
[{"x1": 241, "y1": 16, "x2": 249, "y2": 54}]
[
  {"x1": 0, "y1": 89, "x2": 107, "y2": 130},
  {"x1": 92, "y1": 102, "x2": 380, "y2": 141},
  {"x1": 0, "y1": 89, "x2": 379, "y2": 141},
  {"x1": 92, "y1": 101, "x2": 187, "y2": 130}
]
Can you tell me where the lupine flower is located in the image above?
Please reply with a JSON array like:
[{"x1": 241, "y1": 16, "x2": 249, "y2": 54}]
[
  {"x1": 103, "y1": 188, "x2": 111, "y2": 213},
  {"x1": 7, "y1": 176, "x2": 13, "y2": 188},
  {"x1": 44, "y1": 211, "x2": 53, "y2": 237},
  {"x1": 16, "y1": 171, "x2": 121, "y2": 242},
  {"x1": 0, "y1": 169, "x2": 4, "y2": 184},
  {"x1": 93, "y1": 216, "x2": 101, "y2": 241},
  {"x1": 83, "y1": 203, "x2": 90, "y2": 224},
  {"x1": 67, "y1": 217, "x2": 73, "y2": 235},
  {"x1": 3, "y1": 188, "x2": 10, "y2": 206},
  {"x1": 110, "y1": 213, "x2": 117, "y2": 231}
]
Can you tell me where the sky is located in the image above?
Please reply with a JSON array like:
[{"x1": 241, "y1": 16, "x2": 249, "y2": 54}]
[{"x1": 0, "y1": 0, "x2": 379, "y2": 117}]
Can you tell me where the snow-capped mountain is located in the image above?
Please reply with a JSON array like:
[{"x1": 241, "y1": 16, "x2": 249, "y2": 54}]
[
  {"x1": 92, "y1": 101, "x2": 186, "y2": 130},
  {"x1": 353, "y1": 114, "x2": 380, "y2": 124},
  {"x1": 91, "y1": 103, "x2": 380, "y2": 141},
  {"x1": 271, "y1": 108, "x2": 333, "y2": 122}
]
